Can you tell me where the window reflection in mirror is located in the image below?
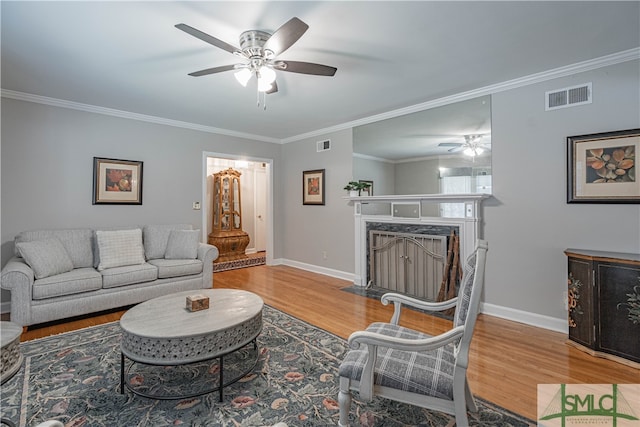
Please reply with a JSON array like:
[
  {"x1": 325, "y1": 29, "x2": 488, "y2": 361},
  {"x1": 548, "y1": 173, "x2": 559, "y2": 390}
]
[{"x1": 352, "y1": 95, "x2": 492, "y2": 202}]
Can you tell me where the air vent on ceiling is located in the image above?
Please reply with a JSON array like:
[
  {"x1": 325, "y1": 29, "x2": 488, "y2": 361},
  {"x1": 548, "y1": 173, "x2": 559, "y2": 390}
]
[
  {"x1": 545, "y1": 83, "x2": 592, "y2": 111},
  {"x1": 317, "y1": 139, "x2": 331, "y2": 152}
]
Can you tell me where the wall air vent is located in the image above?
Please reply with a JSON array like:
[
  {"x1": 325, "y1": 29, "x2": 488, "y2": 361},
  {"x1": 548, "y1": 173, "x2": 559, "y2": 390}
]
[
  {"x1": 545, "y1": 83, "x2": 592, "y2": 111},
  {"x1": 317, "y1": 139, "x2": 331, "y2": 152}
]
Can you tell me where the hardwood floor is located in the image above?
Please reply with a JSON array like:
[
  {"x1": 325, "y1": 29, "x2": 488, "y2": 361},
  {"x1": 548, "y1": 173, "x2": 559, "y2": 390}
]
[{"x1": 10, "y1": 264, "x2": 639, "y2": 422}]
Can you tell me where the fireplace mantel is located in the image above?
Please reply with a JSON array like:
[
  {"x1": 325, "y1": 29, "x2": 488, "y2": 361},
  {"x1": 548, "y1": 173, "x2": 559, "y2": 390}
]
[
  {"x1": 345, "y1": 193, "x2": 491, "y2": 203},
  {"x1": 349, "y1": 193, "x2": 490, "y2": 287}
]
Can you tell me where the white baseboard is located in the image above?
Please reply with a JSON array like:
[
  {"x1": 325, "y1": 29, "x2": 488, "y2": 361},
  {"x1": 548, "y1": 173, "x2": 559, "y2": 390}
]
[
  {"x1": 480, "y1": 302, "x2": 568, "y2": 333},
  {"x1": 275, "y1": 258, "x2": 355, "y2": 283},
  {"x1": 2, "y1": 261, "x2": 566, "y2": 333},
  {"x1": 274, "y1": 260, "x2": 567, "y2": 333}
]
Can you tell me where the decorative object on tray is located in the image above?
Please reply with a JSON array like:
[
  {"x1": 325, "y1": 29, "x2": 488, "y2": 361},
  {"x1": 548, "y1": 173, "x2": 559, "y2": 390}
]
[
  {"x1": 186, "y1": 294, "x2": 210, "y2": 312},
  {"x1": 0, "y1": 306, "x2": 533, "y2": 427},
  {"x1": 303, "y1": 169, "x2": 325, "y2": 205},
  {"x1": 208, "y1": 168, "x2": 250, "y2": 262},
  {"x1": 92, "y1": 157, "x2": 143, "y2": 205},
  {"x1": 566, "y1": 128, "x2": 638, "y2": 203}
]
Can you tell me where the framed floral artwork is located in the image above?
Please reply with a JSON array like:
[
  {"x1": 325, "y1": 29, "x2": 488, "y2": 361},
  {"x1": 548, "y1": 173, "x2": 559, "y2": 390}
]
[
  {"x1": 567, "y1": 129, "x2": 638, "y2": 203},
  {"x1": 302, "y1": 169, "x2": 325, "y2": 205},
  {"x1": 93, "y1": 157, "x2": 143, "y2": 205}
]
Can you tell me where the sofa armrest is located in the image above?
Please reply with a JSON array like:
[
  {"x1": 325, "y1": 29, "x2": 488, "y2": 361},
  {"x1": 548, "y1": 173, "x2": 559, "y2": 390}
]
[
  {"x1": 197, "y1": 243, "x2": 219, "y2": 288},
  {"x1": 1, "y1": 257, "x2": 35, "y2": 291},
  {"x1": 1, "y1": 257, "x2": 35, "y2": 326}
]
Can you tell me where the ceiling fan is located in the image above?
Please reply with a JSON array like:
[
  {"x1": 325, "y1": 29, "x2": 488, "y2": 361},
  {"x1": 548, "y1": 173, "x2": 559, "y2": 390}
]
[
  {"x1": 438, "y1": 134, "x2": 491, "y2": 156},
  {"x1": 175, "y1": 17, "x2": 337, "y2": 106}
]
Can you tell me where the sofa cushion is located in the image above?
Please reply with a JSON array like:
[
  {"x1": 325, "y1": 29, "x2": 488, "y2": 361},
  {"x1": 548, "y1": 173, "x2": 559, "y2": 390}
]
[
  {"x1": 32, "y1": 268, "x2": 102, "y2": 300},
  {"x1": 100, "y1": 263, "x2": 158, "y2": 288},
  {"x1": 16, "y1": 239, "x2": 75, "y2": 279},
  {"x1": 147, "y1": 259, "x2": 203, "y2": 279},
  {"x1": 165, "y1": 230, "x2": 200, "y2": 260},
  {"x1": 15, "y1": 229, "x2": 94, "y2": 268},
  {"x1": 96, "y1": 229, "x2": 146, "y2": 271},
  {"x1": 143, "y1": 224, "x2": 193, "y2": 260}
]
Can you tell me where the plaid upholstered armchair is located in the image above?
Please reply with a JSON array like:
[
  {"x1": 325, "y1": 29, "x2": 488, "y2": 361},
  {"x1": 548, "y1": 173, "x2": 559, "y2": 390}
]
[{"x1": 337, "y1": 240, "x2": 488, "y2": 427}]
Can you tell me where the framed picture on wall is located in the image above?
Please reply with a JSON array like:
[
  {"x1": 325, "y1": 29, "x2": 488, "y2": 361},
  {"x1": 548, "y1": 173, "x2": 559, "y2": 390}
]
[
  {"x1": 93, "y1": 157, "x2": 143, "y2": 205},
  {"x1": 567, "y1": 129, "x2": 639, "y2": 203},
  {"x1": 302, "y1": 169, "x2": 325, "y2": 205}
]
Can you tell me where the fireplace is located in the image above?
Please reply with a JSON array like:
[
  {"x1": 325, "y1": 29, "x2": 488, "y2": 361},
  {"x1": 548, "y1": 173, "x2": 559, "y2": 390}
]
[{"x1": 350, "y1": 194, "x2": 489, "y2": 289}]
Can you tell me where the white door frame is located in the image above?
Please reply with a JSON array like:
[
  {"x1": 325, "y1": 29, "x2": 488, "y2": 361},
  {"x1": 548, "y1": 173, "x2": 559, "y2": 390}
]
[{"x1": 201, "y1": 151, "x2": 274, "y2": 265}]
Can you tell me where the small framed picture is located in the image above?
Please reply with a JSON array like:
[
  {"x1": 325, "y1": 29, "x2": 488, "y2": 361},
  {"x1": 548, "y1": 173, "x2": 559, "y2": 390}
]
[
  {"x1": 302, "y1": 169, "x2": 325, "y2": 205},
  {"x1": 93, "y1": 157, "x2": 143, "y2": 205},
  {"x1": 567, "y1": 129, "x2": 638, "y2": 203},
  {"x1": 359, "y1": 180, "x2": 374, "y2": 196}
]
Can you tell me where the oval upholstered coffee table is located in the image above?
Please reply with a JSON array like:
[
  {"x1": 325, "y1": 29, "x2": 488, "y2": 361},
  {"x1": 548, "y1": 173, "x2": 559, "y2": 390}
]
[{"x1": 119, "y1": 288, "x2": 263, "y2": 401}]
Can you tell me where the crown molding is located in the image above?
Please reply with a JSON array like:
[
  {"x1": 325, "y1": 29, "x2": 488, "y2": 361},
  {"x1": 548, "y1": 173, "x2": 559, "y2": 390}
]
[
  {"x1": 0, "y1": 89, "x2": 281, "y2": 144},
  {"x1": 281, "y1": 47, "x2": 640, "y2": 144},
  {"x1": 2, "y1": 47, "x2": 638, "y2": 145}
]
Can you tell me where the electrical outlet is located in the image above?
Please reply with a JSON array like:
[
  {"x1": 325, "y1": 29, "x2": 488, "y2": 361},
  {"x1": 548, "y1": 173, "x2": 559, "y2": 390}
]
[
  {"x1": 322, "y1": 251, "x2": 327, "y2": 260},
  {"x1": 562, "y1": 291, "x2": 568, "y2": 310},
  {"x1": 192, "y1": 201, "x2": 201, "y2": 210}
]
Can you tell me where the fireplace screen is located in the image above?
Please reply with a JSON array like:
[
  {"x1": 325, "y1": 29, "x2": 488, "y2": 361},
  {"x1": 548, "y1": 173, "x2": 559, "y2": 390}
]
[{"x1": 368, "y1": 231, "x2": 446, "y2": 301}]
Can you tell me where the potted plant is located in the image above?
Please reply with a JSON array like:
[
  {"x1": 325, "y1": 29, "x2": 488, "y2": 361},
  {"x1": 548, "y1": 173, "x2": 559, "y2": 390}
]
[{"x1": 344, "y1": 181, "x2": 372, "y2": 197}]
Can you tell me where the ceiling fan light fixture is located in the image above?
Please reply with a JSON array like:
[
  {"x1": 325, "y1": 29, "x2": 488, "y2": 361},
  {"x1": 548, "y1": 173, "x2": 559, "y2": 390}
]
[
  {"x1": 257, "y1": 78, "x2": 273, "y2": 93},
  {"x1": 258, "y1": 65, "x2": 276, "y2": 84},
  {"x1": 234, "y1": 67, "x2": 252, "y2": 87}
]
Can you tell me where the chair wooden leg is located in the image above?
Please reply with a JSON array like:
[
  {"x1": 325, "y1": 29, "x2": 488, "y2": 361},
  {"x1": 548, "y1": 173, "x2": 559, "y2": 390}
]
[{"x1": 338, "y1": 377, "x2": 351, "y2": 427}]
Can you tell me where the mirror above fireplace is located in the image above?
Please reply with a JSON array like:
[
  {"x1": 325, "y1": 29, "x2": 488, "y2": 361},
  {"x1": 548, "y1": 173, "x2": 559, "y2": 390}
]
[{"x1": 352, "y1": 95, "x2": 492, "y2": 197}]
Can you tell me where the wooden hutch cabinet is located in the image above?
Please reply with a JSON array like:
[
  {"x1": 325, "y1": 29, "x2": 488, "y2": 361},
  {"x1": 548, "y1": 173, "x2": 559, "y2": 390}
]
[
  {"x1": 565, "y1": 249, "x2": 640, "y2": 366},
  {"x1": 208, "y1": 168, "x2": 249, "y2": 262}
]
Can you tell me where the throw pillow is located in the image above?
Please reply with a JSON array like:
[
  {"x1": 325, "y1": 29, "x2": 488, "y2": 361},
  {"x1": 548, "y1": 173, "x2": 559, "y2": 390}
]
[
  {"x1": 164, "y1": 229, "x2": 200, "y2": 260},
  {"x1": 143, "y1": 224, "x2": 193, "y2": 260},
  {"x1": 96, "y1": 228, "x2": 146, "y2": 271},
  {"x1": 16, "y1": 238, "x2": 75, "y2": 279}
]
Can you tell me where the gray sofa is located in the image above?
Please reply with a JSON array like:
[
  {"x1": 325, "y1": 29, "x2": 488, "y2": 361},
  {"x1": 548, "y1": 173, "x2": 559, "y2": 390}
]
[{"x1": 0, "y1": 224, "x2": 219, "y2": 327}]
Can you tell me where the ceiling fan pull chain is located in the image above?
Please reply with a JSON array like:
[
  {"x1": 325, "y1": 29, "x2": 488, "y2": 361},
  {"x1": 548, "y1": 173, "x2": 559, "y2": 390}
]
[{"x1": 256, "y1": 84, "x2": 260, "y2": 107}]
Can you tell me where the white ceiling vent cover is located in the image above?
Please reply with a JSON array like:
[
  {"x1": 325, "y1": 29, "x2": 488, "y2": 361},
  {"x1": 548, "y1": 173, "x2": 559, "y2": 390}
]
[
  {"x1": 545, "y1": 83, "x2": 592, "y2": 111},
  {"x1": 317, "y1": 139, "x2": 331, "y2": 152}
]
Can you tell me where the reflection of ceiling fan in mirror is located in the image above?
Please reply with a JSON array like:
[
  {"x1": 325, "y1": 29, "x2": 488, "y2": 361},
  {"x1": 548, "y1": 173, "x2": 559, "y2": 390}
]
[
  {"x1": 175, "y1": 17, "x2": 337, "y2": 108},
  {"x1": 438, "y1": 134, "x2": 491, "y2": 157}
]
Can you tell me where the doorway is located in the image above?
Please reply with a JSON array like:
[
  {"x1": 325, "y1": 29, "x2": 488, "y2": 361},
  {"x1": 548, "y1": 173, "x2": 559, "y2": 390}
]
[{"x1": 202, "y1": 152, "x2": 273, "y2": 266}]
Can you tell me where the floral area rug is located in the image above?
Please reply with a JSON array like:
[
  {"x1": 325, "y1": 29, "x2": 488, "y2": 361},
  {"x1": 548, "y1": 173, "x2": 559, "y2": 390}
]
[
  {"x1": 1, "y1": 306, "x2": 534, "y2": 426},
  {"x1": 213, "y1": 256, "x2": 266, "y2": 272}
]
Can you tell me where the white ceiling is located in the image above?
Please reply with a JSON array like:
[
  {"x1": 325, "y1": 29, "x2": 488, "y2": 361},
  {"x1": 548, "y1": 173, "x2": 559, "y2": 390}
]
[{"x1": 2, "y1": 1, "x2": 639, "y2": 149}]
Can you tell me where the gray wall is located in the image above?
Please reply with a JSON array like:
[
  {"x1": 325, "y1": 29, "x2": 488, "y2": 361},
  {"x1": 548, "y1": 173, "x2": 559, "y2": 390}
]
[
  {"x1": 280, "y1": 129, "x2": 354, "y2": 273},
  {"x1": 394, "y1": 158, "x2": 441, "y2": 195},
  {"x1": 2, "y1": 59, "x2": 639, "y2": 328},
  {"x1": 485, "y1": 59, "x2": 640, "y2": 321},
  {"x1": 1, "y1": 98, "x2": 282, "y2": 302},
  {"x1": 352, "y1": 156, "x2": 394, "y2": 196}
]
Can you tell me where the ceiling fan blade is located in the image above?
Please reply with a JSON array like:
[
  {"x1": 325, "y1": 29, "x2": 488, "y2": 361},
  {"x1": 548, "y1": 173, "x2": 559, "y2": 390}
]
[
  {"x1": 438, "y1": 142, "x2": 463, "y2": 147},
  {"x1": 266, "y1": 81, "x2": 278, "y2": 94},
  {"x1": 175, "y1": 23, "x2": 240, "y2": 55},
  {"x1": 276, "y1": 60, "x2": 337, "y2": 76},
  {"x1": 263, "y1": 17, "x2": 309, "y2": 56},
  {"x1": 188, "y1": 64, "x2": 237, "y2": 77}
]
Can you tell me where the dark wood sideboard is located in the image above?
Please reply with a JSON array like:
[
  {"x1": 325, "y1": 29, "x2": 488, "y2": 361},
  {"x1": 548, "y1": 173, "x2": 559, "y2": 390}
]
[{"x1": 565, "y1": 249, "x2": 640, "y2": 367}]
